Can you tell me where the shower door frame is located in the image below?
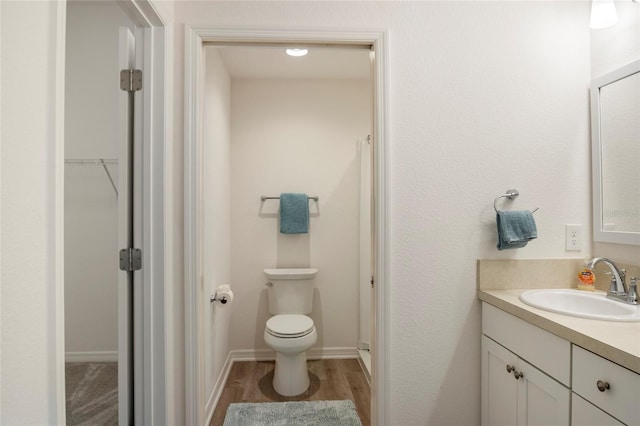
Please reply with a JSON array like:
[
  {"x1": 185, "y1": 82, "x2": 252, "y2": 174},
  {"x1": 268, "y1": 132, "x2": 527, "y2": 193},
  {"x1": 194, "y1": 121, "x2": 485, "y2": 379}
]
[{"x1": 184, "y1": 26, "x2": 390, "y2": 426}]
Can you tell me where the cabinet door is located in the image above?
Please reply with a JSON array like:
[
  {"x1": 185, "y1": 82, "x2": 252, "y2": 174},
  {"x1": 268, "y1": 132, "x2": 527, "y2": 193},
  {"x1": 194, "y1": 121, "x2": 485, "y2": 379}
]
[
  {"x1": 517, "y1": 358, "x2": 570, "y2": 426},
  {"x1": 572, "y1": 393, "x2": 625, "y2": 426},
  {"x1": 482, "y1": 336, "x2": 519, "y2": 426}
]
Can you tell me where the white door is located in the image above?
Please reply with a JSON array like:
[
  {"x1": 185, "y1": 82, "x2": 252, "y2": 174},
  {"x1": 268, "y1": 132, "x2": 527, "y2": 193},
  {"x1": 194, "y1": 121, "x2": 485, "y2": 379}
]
[{"x1": 118, "y1": 27, "x2": 143, "y2": 425}]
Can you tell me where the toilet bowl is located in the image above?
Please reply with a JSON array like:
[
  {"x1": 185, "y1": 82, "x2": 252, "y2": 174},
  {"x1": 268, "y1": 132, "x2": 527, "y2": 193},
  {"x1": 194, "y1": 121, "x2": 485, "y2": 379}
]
[
  {"x1": 263, "y1": 268, "x2": 318, "y2": 396},
  {"x1": 264, "y1": 314, "x2": 318, "y2": 396}
]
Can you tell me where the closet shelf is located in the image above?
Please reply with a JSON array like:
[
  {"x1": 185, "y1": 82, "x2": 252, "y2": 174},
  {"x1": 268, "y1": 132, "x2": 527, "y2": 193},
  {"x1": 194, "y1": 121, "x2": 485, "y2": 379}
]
[
  {"x1": 65, "y1": 158, "x2": 118, "y2": 198},
  {"x1": 64, "y1": 158, "x2": 118, "y2": 164}
]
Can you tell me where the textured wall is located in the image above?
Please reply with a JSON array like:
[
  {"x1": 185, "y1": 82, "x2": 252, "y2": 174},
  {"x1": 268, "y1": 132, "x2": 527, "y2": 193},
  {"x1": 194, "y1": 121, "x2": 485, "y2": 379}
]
[
  {"x1": 174, "y1": 2, "x2": 592, "y2": 424},
  {"x1": 1, "y1": 1, "x2": 64, "y2": 423}
]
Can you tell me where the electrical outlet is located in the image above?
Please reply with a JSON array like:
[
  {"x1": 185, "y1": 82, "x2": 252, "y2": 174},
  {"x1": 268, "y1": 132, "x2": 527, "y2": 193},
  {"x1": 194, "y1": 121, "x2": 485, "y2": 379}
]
[{"x1": 565, "y1": 224, "x2": 582, "y2": 251}]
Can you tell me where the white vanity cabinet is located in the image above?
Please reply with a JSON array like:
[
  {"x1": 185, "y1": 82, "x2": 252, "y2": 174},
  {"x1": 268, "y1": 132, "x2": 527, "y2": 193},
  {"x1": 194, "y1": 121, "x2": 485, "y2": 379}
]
[
  {"x1": 481, "y1": 303, "x2": 571, "y2": 426},
  {"x1": 481, "y1": 301, "x2": 640, "y2": 426},
  {"x1": 572, "y1": 346, "x2": 640, "y2": 426}
]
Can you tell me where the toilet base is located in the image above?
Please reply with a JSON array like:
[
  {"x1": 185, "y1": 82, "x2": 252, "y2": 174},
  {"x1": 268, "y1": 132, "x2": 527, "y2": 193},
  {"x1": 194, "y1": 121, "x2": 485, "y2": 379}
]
[{"x1": 272, "y1": 351, "x2": 310, "y2": 396}]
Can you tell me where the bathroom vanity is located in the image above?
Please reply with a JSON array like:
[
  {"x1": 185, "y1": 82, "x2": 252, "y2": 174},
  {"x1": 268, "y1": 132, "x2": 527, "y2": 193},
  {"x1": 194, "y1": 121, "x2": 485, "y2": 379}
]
[{"x1": 479, "y1": 290, "x2": 640, "y2": 426}]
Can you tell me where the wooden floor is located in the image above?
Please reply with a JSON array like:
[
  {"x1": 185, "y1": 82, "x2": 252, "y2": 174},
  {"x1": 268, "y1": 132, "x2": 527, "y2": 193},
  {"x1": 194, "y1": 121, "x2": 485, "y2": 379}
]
[{"x1": 210, "y1": 358, "x2": 370, "y2": 426}]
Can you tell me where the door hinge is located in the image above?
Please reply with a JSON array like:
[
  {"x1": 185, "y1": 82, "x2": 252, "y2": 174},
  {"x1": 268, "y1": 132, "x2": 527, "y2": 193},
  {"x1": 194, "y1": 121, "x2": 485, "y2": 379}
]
[
  {"x1": 120, "y1": 69, "x2": 142, "y2": 92},
  {"x1": 371, "y1": 276, "x2": 375, "y2": 288},
  {"x1": 119, "y1": 248, "x2": 142, "y2": 271}
]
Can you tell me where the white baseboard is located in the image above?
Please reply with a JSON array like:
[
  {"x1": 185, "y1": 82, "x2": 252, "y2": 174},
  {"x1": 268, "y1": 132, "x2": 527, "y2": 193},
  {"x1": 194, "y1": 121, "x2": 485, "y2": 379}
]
[
  {"x1": 226, "y1": 346, "x2": 358, "y2": 362},
  {"x1": 65, "y1": 351, "x2": 118, "y2": 363},
  {"x1": 203, "y1": 346, "x2": 359, "y2": 423},
  {"x1": 357, "y1": 349, "x2": 372, "y2": 387},
  {"x1": 204, "y1": 351, "x2": 234, "y2": 426},
  {"x1": 308, "y1": 347, "x2": 358, "y2": 360}
]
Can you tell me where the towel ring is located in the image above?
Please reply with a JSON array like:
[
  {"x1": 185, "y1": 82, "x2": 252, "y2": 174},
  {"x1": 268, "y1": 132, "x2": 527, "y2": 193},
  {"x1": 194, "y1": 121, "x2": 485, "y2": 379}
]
[{"x1": 494, "y1": 189, "x2": 539, "y2": 213}]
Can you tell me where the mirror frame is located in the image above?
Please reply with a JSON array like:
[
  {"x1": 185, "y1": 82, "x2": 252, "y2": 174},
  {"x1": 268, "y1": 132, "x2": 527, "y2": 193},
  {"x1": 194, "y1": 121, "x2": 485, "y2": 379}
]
[{"x1": 590, "y1": 59, "x2": 640, "y2": 245}]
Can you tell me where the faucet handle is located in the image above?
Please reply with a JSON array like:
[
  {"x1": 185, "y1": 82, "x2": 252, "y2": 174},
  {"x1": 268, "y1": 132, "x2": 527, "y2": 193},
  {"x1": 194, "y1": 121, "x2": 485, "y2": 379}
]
[
  {"x1": 627, "y1": 277, "x2": 638, "y2": 304},
  {"x1": 604, "y1": 272, "x2": 617, "y2": 293},
  {"x1": 620, "y1": 269, "x2": 628, "y2": 293}
]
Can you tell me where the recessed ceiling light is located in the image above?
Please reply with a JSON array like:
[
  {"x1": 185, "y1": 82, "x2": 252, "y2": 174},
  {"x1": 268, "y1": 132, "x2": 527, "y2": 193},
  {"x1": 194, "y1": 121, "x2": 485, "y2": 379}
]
[{"x1": 285, "y1": 48, "x2": 309, "y2": 57}]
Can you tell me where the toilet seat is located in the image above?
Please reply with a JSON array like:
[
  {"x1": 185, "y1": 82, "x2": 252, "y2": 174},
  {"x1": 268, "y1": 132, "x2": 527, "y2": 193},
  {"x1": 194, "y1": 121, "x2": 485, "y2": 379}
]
[{"x1": 266, "y1": 314, "x2": 314, "y2": 338}]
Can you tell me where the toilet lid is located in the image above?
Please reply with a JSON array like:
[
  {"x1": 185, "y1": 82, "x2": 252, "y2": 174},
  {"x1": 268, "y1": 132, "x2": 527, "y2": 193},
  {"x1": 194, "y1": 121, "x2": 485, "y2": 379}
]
[{"x1": 266, "y1": 315, "x2": 314, "y2": 338}]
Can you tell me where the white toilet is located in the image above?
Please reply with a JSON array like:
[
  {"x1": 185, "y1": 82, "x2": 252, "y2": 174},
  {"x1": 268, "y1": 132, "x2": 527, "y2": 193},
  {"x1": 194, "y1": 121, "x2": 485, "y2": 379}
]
[{"x1": 263, "y1": 268, "x2": 318, "y2": 396}]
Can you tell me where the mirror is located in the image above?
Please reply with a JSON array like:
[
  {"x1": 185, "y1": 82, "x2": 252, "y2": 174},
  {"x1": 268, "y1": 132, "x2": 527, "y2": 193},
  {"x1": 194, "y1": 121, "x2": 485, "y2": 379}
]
[{"x1": 591, "y1": 59, "x2": 640, "y2": 245}]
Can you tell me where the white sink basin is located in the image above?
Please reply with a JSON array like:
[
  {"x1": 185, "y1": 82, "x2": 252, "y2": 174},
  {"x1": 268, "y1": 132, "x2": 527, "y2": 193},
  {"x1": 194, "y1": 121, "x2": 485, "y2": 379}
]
[{"x1": 519, "y1": 289, "x2": 640, "y2": 322}]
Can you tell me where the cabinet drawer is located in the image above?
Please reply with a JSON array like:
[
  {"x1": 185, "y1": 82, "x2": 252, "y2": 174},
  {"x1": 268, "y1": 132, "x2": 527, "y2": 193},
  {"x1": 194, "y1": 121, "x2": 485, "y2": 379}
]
[
  {"x1": 482, "y1": 303, "x2": 571, "y2": 385},
  {"x1": 573, "y1": 346, "x2": 640, "y2": 425},
  {"x1": 571, "y1": 393, "x2": 624, "y2": 426}
]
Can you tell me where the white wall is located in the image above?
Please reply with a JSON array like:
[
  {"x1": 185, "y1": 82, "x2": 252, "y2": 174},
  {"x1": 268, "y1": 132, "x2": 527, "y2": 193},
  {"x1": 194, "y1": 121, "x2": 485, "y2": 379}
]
[
  {"x1": 591, "y1": 1, "x2": 640, "y2": 265},
  {"x1": 174, "y1": 2, "x2": 591, "y2": 424},
  {"x1": 64, "y1": 1, "x2": 136, "y2": 361},
  {"x1": 203, "y1": 47, "x2": 232, "y2": 415},
  {"x1": 1, "y1": 1, "x2": 65, "y2": 423},
  {"x1": 229, "y1": 79, "x2": 371, "y2": 353}
]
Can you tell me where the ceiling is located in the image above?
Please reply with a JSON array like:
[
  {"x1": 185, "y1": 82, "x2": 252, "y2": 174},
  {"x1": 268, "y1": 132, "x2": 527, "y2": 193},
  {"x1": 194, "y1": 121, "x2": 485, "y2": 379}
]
[{"x1": 211, "y1": 45, "x2": 371, "y2": 80}]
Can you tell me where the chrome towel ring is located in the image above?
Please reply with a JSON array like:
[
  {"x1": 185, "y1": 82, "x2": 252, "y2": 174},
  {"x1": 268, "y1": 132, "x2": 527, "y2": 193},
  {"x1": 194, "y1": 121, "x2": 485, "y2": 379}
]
[{"x1": 494, "y1": 189, "x2": 539, "y2": 213}]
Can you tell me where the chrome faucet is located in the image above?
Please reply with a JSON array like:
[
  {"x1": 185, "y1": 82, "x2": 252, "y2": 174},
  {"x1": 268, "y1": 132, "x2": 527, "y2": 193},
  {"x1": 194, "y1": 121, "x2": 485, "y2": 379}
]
[{"x1": 586, "y1": 257, "x2": 637, "y2": 305}]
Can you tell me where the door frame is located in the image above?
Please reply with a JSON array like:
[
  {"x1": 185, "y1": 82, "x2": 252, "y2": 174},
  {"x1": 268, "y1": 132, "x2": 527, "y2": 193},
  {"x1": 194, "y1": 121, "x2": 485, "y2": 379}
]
[
  {"x1": 54, "y1": 1, "x2": 167, "y2": 424},
  {"x1": 184, "y1": 26, "x2": 390, "y2": 425}
]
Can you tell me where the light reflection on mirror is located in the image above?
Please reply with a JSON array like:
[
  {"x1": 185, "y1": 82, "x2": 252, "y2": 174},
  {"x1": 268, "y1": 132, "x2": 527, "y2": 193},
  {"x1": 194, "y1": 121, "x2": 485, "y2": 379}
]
[
  {"x1": 591, "y1": 59, "x2": 640, "y2": 245},
  {"x1": 600, "y1": 71, "x2": 640, "y2": 233}
]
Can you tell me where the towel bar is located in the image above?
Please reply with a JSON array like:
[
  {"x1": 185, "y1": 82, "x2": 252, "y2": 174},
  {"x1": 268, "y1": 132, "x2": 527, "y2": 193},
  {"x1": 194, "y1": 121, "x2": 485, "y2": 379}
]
[
  {"x1": 494, "y1": 189, "x2": 538, "y2": 213},
  {"x1": 261, "y1": 195, "x2": 319, "y2": 202}
]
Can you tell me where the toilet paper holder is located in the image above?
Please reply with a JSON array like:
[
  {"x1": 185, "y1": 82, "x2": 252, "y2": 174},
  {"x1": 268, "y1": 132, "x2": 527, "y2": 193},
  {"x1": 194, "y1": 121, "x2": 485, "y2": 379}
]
[
  {"x1": 210, "y1": 293, "x2": 229, "y2": 304},
  {"x1": 210, "y1": 284, "x2": 234, "y2": 305}
]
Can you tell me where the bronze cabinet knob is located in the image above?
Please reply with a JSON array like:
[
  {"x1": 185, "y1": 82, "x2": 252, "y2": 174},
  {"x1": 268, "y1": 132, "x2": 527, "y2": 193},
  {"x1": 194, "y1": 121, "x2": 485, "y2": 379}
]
[{"x1": 596, "y1": 380, "x2": 610, "y2": 392}]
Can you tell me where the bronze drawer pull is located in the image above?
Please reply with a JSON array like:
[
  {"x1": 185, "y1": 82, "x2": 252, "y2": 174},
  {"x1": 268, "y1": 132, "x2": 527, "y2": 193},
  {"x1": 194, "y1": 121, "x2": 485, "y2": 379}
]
[{"x1": 596, "y1": 380, "x2": 610, "y2": 392}]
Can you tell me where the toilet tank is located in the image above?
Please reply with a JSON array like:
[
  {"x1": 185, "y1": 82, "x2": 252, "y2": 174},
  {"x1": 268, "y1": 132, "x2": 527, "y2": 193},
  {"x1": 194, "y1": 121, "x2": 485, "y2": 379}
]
[{"x1": 264, "y1": 268, "x2": 317, "y2": 315}]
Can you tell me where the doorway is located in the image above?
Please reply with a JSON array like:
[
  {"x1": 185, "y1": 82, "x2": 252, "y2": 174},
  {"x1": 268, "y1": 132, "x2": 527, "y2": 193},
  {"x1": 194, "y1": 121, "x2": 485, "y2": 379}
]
[
  {"x1": 64, "y1": 3, "x2": 136, "y2": 424},
  {"x1": 60, "y1": 1, "x2": 166, "y2": 424},
  {"x1": 184, "y1": 28, "x2": 389, "y2": 425}
]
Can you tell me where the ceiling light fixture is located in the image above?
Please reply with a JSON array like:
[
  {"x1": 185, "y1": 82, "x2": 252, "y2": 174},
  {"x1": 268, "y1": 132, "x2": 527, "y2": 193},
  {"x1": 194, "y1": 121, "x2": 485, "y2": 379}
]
[
  {"x1": 590, "y1": 0, "x2": 618, "y2": 29},
  {"x1": 285, "y1": 48, "x2": 309, "y2": 57}
]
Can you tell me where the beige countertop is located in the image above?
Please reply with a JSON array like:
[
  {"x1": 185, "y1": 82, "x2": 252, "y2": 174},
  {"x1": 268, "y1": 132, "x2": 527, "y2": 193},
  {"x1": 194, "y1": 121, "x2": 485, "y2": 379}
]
[{"x1": 478, "y1": 289, "x2": 640, "y2": 375}]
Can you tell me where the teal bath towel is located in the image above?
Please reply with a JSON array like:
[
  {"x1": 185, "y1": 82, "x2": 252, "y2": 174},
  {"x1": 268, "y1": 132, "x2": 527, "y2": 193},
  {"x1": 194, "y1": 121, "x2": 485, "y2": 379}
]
[
  {"x1": 496, "y1": 210, "x2": 537, "y2": 250},
  {"x1": 279, "y1": 193, "x2": 309, "y2": 234}
]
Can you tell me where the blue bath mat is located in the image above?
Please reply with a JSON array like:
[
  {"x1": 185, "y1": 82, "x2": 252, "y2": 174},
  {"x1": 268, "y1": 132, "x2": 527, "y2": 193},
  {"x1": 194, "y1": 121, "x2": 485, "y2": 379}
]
[{"x1": 223, "y1": 400, "x2": 362, "y2": 426}]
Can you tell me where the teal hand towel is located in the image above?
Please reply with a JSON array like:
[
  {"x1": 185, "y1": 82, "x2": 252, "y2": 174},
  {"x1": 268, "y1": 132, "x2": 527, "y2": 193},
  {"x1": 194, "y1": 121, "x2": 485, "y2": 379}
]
[
  {"x1": 496, "y1": 210, "x2": 537, "y2": 250},
  {"x1": 279, "y1": 193, "x2": 309, "y2": 234}
]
